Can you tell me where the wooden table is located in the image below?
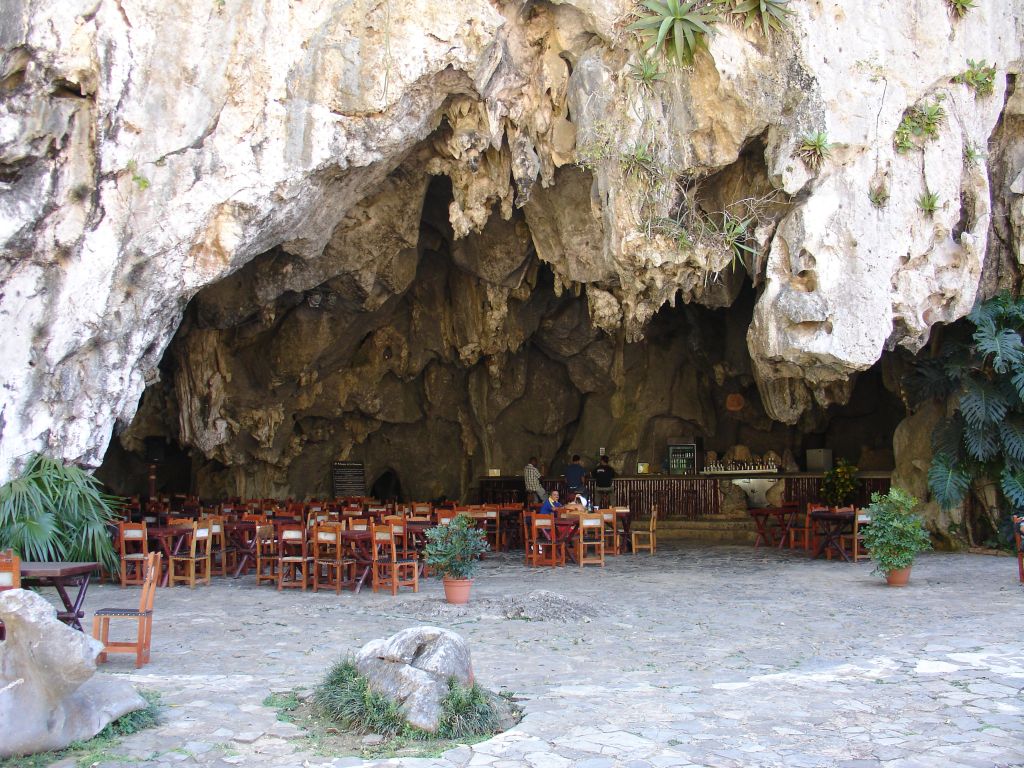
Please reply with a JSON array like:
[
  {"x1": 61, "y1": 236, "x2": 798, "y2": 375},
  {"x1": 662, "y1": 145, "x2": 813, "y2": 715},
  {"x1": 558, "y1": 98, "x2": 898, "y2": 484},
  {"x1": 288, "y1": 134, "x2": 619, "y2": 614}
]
[
  {"x1": 20, "y1": 562, "x2": 99, "y2": 631},
  {"x1": 146, "y1": 525, "x2": 193, "y2": 586},
  {"x1": 809, "y1": 510, "x2": 855, "y2": 562},
  {"x1": 339, "y1": 530, "x2": 374, "y2": 593},
  {"x1": 749, "y1": 507, "x2": 799, "y2": 550},
  {"x1": 224, "y1": 520, "x2": 257, "y2": 578}
]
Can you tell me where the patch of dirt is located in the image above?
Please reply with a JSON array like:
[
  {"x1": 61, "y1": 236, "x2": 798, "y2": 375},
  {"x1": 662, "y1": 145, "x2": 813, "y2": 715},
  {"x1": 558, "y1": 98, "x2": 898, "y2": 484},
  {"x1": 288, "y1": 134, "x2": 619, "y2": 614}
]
[{"x1": 423, "y1": 589, "x2": 595, "y2": 623}]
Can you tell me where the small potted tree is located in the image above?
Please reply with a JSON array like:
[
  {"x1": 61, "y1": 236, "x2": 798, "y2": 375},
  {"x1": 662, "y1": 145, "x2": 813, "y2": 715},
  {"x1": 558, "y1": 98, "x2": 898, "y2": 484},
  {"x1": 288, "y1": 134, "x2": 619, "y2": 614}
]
[
  {"x1": 423, "y1": 513, "x2": 490, "y2": 604},
  {"x1": 860, "y1": 487, "x2": 932, "y2": 586},
  {"x1": 820, "y1": 458, "x2": 859, "y2": 509}
]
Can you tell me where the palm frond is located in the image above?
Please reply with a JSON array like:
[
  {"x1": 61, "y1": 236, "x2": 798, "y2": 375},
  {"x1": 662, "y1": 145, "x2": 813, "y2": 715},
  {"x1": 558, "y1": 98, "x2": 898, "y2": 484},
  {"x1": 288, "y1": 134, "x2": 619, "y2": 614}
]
[
  {"x1": 963, "y1": 422, "x2": 999, "y2": 462},
  {"x1": 973, "y1": 321, "x2": 1024, "y2": 374},
  {"x1": 999, "y1": 417, "x2": 1024, "y2": 463},
  {"x1": 1001, "y1": 466, "x2": 1024, "y2": 509}
]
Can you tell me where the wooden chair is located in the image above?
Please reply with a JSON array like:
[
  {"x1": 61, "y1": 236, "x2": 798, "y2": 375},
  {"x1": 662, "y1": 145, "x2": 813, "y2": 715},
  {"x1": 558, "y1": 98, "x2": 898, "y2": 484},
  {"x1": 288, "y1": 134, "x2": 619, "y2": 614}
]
[
  {"x1": 278, "y1": 525, "x2": 312, "y2": 591},
  {"x1": 204, "y1": 515, "x2": 232, "y2": 577},
  {"x1": 603, "y1": 509, "x2": 625, "y2": 555},
  {"x1": 791, "y1": 504, "x2": 829, "y2": 551},
  {"x1": 312, "y1": 523, "x2": 355, "y2": 593},
  {"x1": 93, "y1": 552, "x2": 161, "y2": 668},
  {"x1": 840, "y1": 508, "x2": 872, "y2": 562},
  {"x1": 169, "y1": 521, "x2": 212, "y2": 588},
  {"x1": 1012, "y1": 515, "x2": 1024, "y2": 583},
  {"x1": 118, "y1": 522, "x2": 149, "y2": 587},
  {"x1": 254, "y1": 524, "x2": 279, "y2": 586},
  {"x1": 530, "y1": 514, "x2": 564, "y2": 567},
  {"x1": 0, "y1": 549, "x2": 20, "y2": 641},
  {"x1": 370, "y1": 522, "x2": 418, "y2": 595},
  {"x1": 632, "y1": 504, "x2": 658, "y2": 554},
  {"x1": 476, "y1": 507, "x2": 502, "y2": 552},
  {"x1": 578, "y1": 512, "x2": 605, "y2": 567}
]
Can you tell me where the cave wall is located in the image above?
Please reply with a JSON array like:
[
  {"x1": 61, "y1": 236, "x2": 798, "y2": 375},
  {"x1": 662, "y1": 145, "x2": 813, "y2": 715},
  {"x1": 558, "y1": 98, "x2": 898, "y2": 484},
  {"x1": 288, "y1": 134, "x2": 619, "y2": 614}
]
[{"x1": 1, "y1": 0, "x2": 1022, "y2": 488}]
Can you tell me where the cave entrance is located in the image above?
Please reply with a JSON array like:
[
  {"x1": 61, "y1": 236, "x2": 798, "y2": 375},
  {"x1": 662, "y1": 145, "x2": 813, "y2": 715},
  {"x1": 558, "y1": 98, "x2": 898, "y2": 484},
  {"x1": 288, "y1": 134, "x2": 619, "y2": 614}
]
[
  {"x1": 95, "y1": 147, "x2": 907, "y2": 508},
  {"x1": 370, "y1": 469, "x2": 403, "y2": 503}
]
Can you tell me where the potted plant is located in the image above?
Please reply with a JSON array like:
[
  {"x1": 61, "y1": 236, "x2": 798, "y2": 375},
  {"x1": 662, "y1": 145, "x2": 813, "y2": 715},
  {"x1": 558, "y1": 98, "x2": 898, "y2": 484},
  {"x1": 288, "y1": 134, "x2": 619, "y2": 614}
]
[
  {"x1": 820, "y1": 458, "x2": 859, "y2": 508},
  {"x1": 860, "y1": 487, "x2": 932, "y2": 586},
  {"x1": 423, "y1": 513, "x2": 490, "y2": 604}
]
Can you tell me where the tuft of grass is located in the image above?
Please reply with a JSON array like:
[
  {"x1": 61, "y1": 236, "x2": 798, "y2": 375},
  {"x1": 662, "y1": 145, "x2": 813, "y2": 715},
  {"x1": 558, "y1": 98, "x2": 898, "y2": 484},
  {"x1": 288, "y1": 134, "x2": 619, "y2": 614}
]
[
  {"x1": 436, "y1": 678, "x2": 500, "y2": 740},
  {"x1": 796, "y1": 130, "x2": 831, "y2": 171},
  {"x1": 263, "y1": 691, "x2": 301, "y2": 722},
  {"x1": 918, "y1": 191, "x2": 940, "y2": 216},
  {"x1": 963, "y1": 143, "x2": 984, "y2": 167},
  {"x1": 954, "y1": 59, "x2": 997, "y2": 98},
  {"x1": 311, "y1": 659, "x2": 406, "y2": 737}
]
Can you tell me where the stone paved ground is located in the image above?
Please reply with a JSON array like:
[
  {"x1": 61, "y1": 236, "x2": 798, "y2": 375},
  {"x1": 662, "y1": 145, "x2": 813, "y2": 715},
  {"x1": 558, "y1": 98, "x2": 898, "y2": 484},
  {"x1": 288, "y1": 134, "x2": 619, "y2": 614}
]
[{"x1": 42, "y1": 546, "x2": 1024, "y2": 768}]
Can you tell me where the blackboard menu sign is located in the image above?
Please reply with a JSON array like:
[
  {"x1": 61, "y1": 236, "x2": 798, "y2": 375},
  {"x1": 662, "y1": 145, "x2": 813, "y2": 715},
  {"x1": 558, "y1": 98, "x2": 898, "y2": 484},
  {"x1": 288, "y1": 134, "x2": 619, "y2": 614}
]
[{"x1": 331, "y1": 461, "x2": 365, "y2": 497}]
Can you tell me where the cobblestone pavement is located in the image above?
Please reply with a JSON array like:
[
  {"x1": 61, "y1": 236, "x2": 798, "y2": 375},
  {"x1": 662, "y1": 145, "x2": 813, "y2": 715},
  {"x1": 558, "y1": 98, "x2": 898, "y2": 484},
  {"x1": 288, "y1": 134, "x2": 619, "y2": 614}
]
[{"x1": 41, "y1": 546, "x2": 1024, "y2": 768}]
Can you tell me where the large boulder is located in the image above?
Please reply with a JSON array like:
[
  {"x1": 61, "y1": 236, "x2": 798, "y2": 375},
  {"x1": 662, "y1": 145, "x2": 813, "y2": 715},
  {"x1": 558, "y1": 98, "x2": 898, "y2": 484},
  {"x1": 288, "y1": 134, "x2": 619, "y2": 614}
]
[
  {"x1": 0, "y1": 589, "x2": 146, "y2": 758},
  {"x1": 354, "y1": 626, "x2": 473, "y2": 732}
]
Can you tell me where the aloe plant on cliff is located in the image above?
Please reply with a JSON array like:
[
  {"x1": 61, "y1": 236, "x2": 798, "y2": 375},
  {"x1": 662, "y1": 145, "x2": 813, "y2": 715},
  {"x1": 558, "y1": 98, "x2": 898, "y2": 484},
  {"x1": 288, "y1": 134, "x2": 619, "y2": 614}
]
[
  {"x1": 904, "y1": 292, "x2": 1024, "y2": 543},
  {"x1": 0, "y1": 453, "x2": 121, "y2": 573}
]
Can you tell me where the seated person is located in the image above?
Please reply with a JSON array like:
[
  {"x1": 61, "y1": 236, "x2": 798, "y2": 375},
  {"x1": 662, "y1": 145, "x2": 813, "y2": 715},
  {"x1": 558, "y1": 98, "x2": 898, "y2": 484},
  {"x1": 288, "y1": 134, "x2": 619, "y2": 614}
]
[{"x1": 539, "y1": 489, "x2": 562, "y2": 516}]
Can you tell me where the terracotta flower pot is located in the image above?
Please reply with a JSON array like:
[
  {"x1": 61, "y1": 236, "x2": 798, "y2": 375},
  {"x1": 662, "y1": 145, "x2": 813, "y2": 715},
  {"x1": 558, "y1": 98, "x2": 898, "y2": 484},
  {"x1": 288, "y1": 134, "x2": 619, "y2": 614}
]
[
  {"x1": 885, "y1": 566, "x2": 912, "y2": 587},
  {"x1": 443, "y1": 577, "x2": 473, "y2": 604}
]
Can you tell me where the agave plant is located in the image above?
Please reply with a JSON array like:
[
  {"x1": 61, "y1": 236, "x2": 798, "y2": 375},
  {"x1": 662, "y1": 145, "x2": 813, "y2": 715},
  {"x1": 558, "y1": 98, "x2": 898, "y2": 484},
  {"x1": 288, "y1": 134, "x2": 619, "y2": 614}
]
[
  {"x1": 917, "y1": 191, "x2": 940, "y2": 216},
  {"x1": 628, "y1": 0, "x2": 719, "y2": 67},
  {"x1": 903, "y1": 293, "x2": 1024, "y2": 539},
  {"x1": 0, "y1": 453, "x2": 122, "y2": 573},
  {"x1": 628, "y1": 55, "x2": 667, "y2": 92},
  {"x1": 719, "y1": 0, "x2": 792, "y2": 37}
]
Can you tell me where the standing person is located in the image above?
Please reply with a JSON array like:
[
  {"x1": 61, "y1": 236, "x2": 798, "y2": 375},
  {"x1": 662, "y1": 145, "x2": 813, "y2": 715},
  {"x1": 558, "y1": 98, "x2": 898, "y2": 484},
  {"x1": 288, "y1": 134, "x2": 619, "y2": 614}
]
[
  {"x1": 593, "y1": 454, "x2": 616, "y2": 508},
  {"x1": 564, "y1": 454, "x2": 587, "y2": 497},
  {"x1": 524, "y1": 457, "x2": 545, "y2": 504}
]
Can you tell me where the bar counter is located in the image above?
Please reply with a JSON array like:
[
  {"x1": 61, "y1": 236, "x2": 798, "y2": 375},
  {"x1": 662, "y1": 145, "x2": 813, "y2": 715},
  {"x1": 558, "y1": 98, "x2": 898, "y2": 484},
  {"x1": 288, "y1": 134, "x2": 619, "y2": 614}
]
[{"x1": 480, "y1": 472, "x2": 892, "y2": 518}]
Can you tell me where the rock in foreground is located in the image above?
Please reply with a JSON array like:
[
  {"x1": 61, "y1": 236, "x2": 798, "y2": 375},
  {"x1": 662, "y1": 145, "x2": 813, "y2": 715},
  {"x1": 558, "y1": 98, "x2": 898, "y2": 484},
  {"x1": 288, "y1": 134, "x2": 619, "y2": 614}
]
[{"x1": 0, "y1": 589, "x2": 146, "y2": 758}]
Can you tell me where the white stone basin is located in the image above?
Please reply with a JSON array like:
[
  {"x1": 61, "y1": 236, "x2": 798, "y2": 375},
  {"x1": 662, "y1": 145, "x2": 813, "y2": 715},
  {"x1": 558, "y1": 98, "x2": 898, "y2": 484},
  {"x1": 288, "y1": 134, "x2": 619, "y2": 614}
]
[{"x1": 731, "y1": 478, "x2": 779, "y2": 508}]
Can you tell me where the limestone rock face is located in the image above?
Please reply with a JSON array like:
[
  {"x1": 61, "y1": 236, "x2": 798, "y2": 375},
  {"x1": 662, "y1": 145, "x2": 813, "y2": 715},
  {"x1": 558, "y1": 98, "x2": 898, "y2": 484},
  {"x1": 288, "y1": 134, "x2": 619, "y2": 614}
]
[
  {"x1": 0, "y1": 589, "x2": 146, "y2": 758},
  {"x1": 355, "y1": 626, "x2": 473, "y2": 733},
  {"x1": 0, "y1": 0, "x2": 1022, "y2": 485}
]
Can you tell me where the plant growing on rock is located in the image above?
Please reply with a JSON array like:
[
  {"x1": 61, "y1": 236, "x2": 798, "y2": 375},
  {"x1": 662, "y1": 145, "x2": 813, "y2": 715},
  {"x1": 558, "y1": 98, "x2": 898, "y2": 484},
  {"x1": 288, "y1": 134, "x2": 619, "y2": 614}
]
[
  {"x1": 0, "y1": 453, "x2": 121, "y2": 573},
  {"x1": 964, "y1": 143, "x2": 983, "y2": 167},
  {"x1": 894, "y1": 100, "x2": 945, "y2": 153},
  {"x1": 716, "y1": 0, "x2": 792, "y2": 37},
  {"x1": 719, "y1": 212, "x2": 756, "y2": 271},
  {"x1": 796, "y1": 131, "x2": 831, "y2": 170},
  {"x1": 628, "y1": 0, "x2": 719, "y2": 67},
  {"x1": 954, "y1": 59, "x2": 997, "y2": 98},
  {"x1": 903, "y1": 292, "x2": 1024, "y2": 546},
  {"x1": 820, "y1": 458, "x2": 859, "y2": 507},
  {"x1": 628, "y1": 55, "x2": 667, "y2": 92},
  {"x1": 917, "y1": 191, "x2": 939, "y2": 216},
  {"x1": 946, "y1": 0, "x2": 976, "y2": 18},
  {"x1": 869, "y1": 182, "x2": 890, "y2": 209}
]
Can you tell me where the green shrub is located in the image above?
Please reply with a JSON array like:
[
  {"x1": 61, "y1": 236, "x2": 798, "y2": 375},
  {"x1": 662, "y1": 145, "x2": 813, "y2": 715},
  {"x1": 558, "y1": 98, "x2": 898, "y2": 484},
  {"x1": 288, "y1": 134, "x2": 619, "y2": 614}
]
[
  {"x1": 0, "y1": 454, "x2": 122, "y2": 573},
  {"x1": 628, "y1": 0, "x2": 719, "y2": 67},
  {"x1": 954, "y1": 59, "x2": 996, "y2": 98},
  {"x1": 424, "y1": 513, "x2": 489, "y2": 580},
  {"x1": 860, "y1": 488, "x2": 932, "y2": 575}
]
